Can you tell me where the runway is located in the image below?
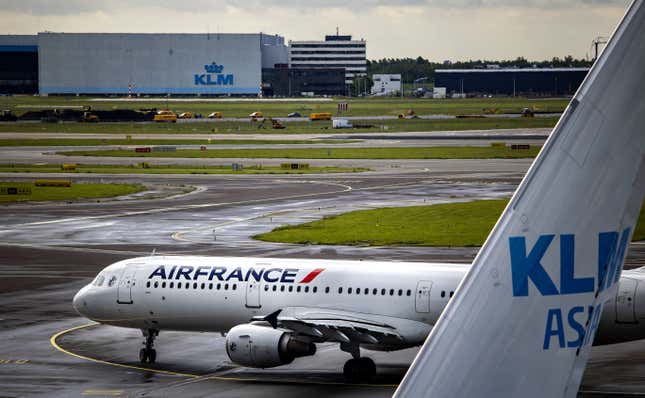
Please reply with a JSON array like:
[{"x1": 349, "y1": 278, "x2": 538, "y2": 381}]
[{"x1": 1, "y1": 136, "x2": 645, "y2": 396}]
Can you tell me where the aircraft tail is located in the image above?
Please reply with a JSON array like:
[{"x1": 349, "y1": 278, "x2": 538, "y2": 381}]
[{"x1": 394, "y1": 1, "x2": 645, "y2": 397}]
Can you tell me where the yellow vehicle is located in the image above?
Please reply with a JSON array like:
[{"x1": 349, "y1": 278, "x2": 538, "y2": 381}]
[
  {"x1": 309, "y1": 112, "x2": 332, "y2": 121},
  {"x1": 207, "y1": 111, "x2": 223, "y2": 119},
  {"x1": 249, "y1": 111, "x2": 263, "y2": 118},
  {"x1": 154, "y1": 110, "x2": 177, "y2": 123},
  {"x1": 178, "y1": 112, "x2": 195, "y2": 119}
]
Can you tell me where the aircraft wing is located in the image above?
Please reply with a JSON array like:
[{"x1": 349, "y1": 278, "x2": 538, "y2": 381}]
[{"x1": 252, "y1": 307, "x2": 406, "y2": 347}]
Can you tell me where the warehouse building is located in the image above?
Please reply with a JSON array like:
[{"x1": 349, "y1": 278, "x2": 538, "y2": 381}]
[
  {"x1": 371, "y1": 74, "x2": 401, "y2": 95},
  {"x1": 262, "y1": 67, "x2": 346, "y2": 96},
  {"x1": 0, "y1": 35, "x2": 38, "y2": 94},
  {"x1": 434, "y1": 68, "x2": 589, "y2": 96},
  {"x1": 0, "y1": 32, "x2": 288, "y2": 96},
  {"x1": 37, "y1": 33, "x2": 287, "y2": 95},
  {"x1": 289, "y1": 34, "x2": 367, "y2": 84}
]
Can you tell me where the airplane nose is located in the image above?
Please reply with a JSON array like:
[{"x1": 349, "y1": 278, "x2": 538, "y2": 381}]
[{"x1": 73, "y1": 286, "x2": 89, "y2": 316}]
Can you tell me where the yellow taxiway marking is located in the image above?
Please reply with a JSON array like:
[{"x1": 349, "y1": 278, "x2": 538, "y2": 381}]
[
  {"x1": 0, "y1": 359, "x2": 29, "y2": 364},
  {"x1": 50, "y1": 322, "x2": 397, "y2": 388},
  {"x1": 81, "y1": 390, "x2": 124, "y2": 396}
]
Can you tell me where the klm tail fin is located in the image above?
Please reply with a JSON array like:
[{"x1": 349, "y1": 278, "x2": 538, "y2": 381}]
[{"x1": 394, "y1": 1, "x2": 645, "y2": 397}]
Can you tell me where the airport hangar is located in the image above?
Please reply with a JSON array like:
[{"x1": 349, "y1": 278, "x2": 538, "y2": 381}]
[
  {"x1": 0, "y1": 33, "x2": 351, "y2": 97},
  {"x1": 434, "y1": 68, "x2": 589, "y2": 97}
]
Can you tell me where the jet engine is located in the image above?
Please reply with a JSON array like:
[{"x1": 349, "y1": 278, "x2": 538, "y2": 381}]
[{"x1": 225, "y1": 324, "x2": 316, "y2": 368}]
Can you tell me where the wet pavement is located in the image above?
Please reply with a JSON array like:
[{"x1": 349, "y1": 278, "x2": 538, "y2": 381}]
[{"x1": 1, "y1": 163, "x2": 645, "y2": 397}]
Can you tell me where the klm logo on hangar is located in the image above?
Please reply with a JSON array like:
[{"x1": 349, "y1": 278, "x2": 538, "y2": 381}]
[{"x1": 194, "y1": 62, "x2": 234, "y2": 86}]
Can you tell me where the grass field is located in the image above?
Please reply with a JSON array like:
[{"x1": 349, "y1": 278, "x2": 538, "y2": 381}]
[
  {"x1": 2, "y1": 96, "x2": 570, "y2": 118},
  {"x1": 0, "y1": 117, "x2": 558, "y2": 135},
  {"x1": 0, "y1": 181, "x2": 144, "y2": 203},
  {"x1": 58, "y1": 145, "x2": 541, "y2": 159},
  {"x1": 255, "y1": 199, "x2": 645, "y2": 246},
  {"x1": 0, "y1": 164, "x2": 369, "y2": 175},
  {"x1": 0, "y1": 138, "x2": 357, "y2": 147}
]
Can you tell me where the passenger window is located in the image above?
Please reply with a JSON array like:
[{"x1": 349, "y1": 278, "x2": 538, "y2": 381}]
[
  {"x1": 273, "y1": 285, "x2": 277, "y2": 291},
  {"x1": 108, "y1": 276, "x2": 117, "y2": 287},
  {"x1": 178, "y1": 282, "x2": 182, "y2": 288},
  {"x1": 338, "y1": 287, "x2": 343, "y2": 294},
  {"x1": 325, "y1": 287, "x2": 330, "y2": 293},
  {"x1": 264, "y1": 285, "x2": 269, "y2": 291},
  {"x1": 281, "y1": 285, "x2": 285, "y2": 292},
  {"x1": 356, "y1": 288, "x2": 360, "y2": 295},
  {"x1": 364, "y1": 288, "x2": 369, "y2": 295},
  {"x1": 313, "y1": 286, "x2": 317, "y2": 293},
  {"x1": 154, "y1": 281, "x2": 158, "y2": 288},
  {"x1": 201, "y1": 283, "x2": 205, "y2": 290},
  {"x1": 441, "y1": 291, "x2": 446, "y2": 298},
  {"x1": 372, "y1": 288, "x2": 377, "y2": 295},
  {"x1": 232, "y1": 284, "x2": 237, "y2": 291},
  {"x1": 406, "y1": 289, "x2": 411, "y2": 296},
  {"x1": 288, "y1": 286, "x2": 293, "y2": 292},
  {"x1": 348, "y1": 287, "x2": 353, "y2": 294},
  {"x1": 224, "y1": 283, "x2": 229, "y2": 290},
  {"x1": 450, "y1": 291, "x2": 454, "y2": 297},
  {"x1": 186, "y1": 283, "x2": 189, "y2": 290},
  {"x1": 162, "y1": 282, "x2": 166, "y2": 288},
  {"x1": 217, "y1": 283, "x2": 221, "y2": 290},
  {"x1": 398, "y1": 289, "x2": 403, "y2": 296},
  {"x1": 193, "y1": 282, "x2": 197, "y2": 289},
  {"x1": 389, "y1": 289, "x2": 394, "y2": 296},
  {"x1": 146, "y1": 281, "x2": 151, "y2": 288},
  {"x1": 170, "y1": 282, "x2": 174, "y2": 288},
  {"x1": 209, "y1": 283, "x2": 213, "y2": 290},
  {"x1": 381, "y1": 289, "x2": 386, "y2": 295},
  {"x1": 304, "y1": 286, "x2": 309, "y2": 293},
  {"x1": 297, "y1": 286, "x2": 301, "y2": 293}
]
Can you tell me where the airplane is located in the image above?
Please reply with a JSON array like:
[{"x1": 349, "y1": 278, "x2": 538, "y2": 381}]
[
  {"x1": 393, "y1": 0, "x2": 645, "y2": 396},
  {"x1": 73, "y1": 255, "x2": 645, "y2": 381},
  {"x1": 73, "y1": 0, "x2": 645, "y2": 388}
]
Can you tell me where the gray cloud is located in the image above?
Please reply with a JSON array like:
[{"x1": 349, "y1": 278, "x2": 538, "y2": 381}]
[{"x1": 0, "y1": 0, "x2": 628, "y2": 16}]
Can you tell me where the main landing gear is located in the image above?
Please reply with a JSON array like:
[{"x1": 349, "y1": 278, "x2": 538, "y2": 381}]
[
  {"x1": 341, "y1": 343, "x2": 376, "y2": 382},
  {"x1": 139, "y1": 329, "x2": 158, "y2": 364}
]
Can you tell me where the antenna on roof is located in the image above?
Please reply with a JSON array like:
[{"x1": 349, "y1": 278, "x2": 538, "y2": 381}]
[
  {"x1": 150, "y1": 248, "x2": 156, "y2": 257},
  {"x1": 336, "y1": 26, "x2": 339, "y2": 36}
]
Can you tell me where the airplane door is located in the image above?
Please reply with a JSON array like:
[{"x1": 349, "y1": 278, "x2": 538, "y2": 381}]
[
  {"x1": 616, "y1": 277, "x2": 638, "y2": 323},
  {"x1": 415, "y1": 280, "x2": 432, "y2": 313},
  {"x1": 117, "y1": 266, "x2": 137, "y2": 304},
  {"x1": 246, "y1": 281, "x2": 261, "y2": 308}
]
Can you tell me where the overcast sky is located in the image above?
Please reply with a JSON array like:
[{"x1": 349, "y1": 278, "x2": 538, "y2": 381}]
[{"x1": 0, "y1": 0, "x2": 631, "y2": 61}]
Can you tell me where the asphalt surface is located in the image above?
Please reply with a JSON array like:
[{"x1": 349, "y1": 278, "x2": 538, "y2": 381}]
[{"x1": 1, "y1": 133, "x2": 645, "y2": 397}]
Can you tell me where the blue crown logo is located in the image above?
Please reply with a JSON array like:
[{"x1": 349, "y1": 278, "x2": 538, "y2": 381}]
[{"x1": 204, "y1": 62, "x2": 224, "y2": 73}]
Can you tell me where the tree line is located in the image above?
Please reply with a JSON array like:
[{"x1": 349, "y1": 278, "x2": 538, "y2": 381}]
[{"x1": 367, "y1": 56, "x2": 593, "y2": 84}]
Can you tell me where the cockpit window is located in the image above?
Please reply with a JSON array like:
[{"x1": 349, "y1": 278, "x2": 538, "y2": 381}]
[
  {"x1": 108, "y1": 275, "x2": 117, "y2": 287},
  {"x1": 94, "y1": 275, "x2": 105, "y2": 287}
]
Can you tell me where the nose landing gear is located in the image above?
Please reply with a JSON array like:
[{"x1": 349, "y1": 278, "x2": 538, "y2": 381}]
[{"x1": 139, "y1": 329, "x2": 158, "y2": 364}]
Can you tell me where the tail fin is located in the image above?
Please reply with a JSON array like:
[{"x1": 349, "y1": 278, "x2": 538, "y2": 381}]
[{"x1": 394, "y1": 2, "x2": 645, "y2": 397}]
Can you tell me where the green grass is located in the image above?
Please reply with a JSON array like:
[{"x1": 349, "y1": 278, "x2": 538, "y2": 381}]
[
  {"x1": 0, "y1": 181, "x2": 144, "y2": 203},
  {"x1": 0, "y1": 138, "x2": 357, "y2": 146},
  {"x1": 0, "y1": 117, "x2": 558, "y2": 135},
  {"x1": 255, "y1": 200, "x2": 509, "y2": 246},
  {"x1": 58, "y1": 145, "x2": 541, "y2": 159},
  {"x1": 2, "y1": 96, "x2": 569, "y2": 118},
  {"x1": 255, "y1": 200, "x2": 645, "y2": 246},
  {"x1": 0, "y1": 164, "x2": 369, "y2": 175}
]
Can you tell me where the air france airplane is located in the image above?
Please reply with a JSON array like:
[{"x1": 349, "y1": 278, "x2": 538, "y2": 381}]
[{"x1": 73, "y1": 256, "x2": 645, "y2": 381}]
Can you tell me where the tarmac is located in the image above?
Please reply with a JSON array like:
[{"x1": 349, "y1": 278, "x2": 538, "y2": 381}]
[{"x1": 1, "y1": 131, "x2": 645, "y2": 397}]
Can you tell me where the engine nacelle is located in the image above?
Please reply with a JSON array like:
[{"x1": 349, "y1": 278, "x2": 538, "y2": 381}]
[{"x1": 225, "y1": 324, "x2": 316, "y2": 368}]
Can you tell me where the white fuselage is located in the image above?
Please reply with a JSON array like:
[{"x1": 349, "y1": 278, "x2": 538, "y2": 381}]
[{"x1": 73, "y1": 255, "x2": 645, "y2": 348}]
